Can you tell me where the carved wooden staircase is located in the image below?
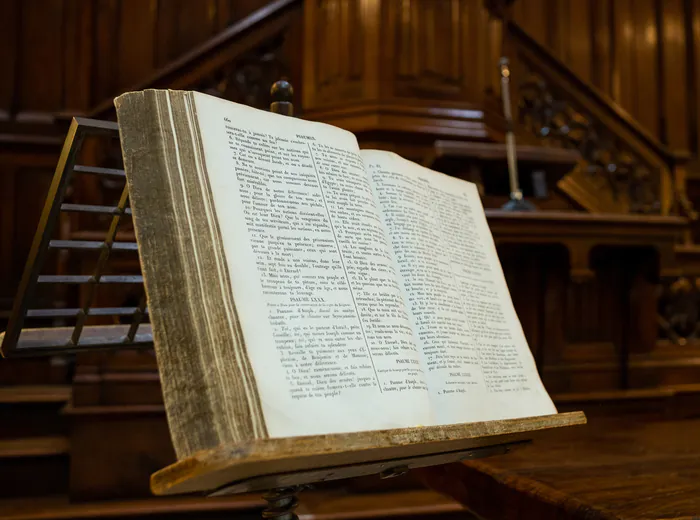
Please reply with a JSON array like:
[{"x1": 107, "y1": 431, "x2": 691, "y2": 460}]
[
  {"x1": 484, "y1": 14, "x2": 700, "y2": 400},
  {"x1": 88, "y1": 0, "x2": 303, "y2": 120},
  {"x1": 504, "y1": 19, "x2": 696, "y2": 219},
  {"x1": 462, "y1": 13, "x2": 700, "y2": 360}
]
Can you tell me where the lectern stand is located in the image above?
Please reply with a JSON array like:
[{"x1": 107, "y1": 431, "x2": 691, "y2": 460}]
[{"x1": 0, "y1": 81, "x2": 585, "y2": 520}]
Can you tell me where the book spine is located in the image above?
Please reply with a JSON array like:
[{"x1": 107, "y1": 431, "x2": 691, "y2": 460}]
[{"x1": 115, "y1": 90, "x2": 267, "y2": 458}]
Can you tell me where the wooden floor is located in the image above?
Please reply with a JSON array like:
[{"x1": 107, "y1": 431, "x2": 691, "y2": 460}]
[{"x1": 419, "y1": 415, "x2": 700, "y2": 520}]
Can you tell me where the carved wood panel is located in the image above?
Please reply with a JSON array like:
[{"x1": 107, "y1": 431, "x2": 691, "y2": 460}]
[
  {"x1": 304, "y1": 0, "x2": 366, "y2": 106},
  {"x1": 511, "y1": 0, "x2": 696, "y2": 154},
  {"x1": 304, "y1": 0, "x2": 505, "y2": 109},
  {"x1": 386, "y1": 0, "x2": 464, "y2": 98},
  {"x1": 381, "y1": 0, "x2": 501, "y2": 102}
]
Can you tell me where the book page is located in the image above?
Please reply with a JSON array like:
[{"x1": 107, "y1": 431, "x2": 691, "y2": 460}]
[
  {"x1": 191, "y1": 93, "x2": 432, "y2": 437},
  {"x1": 363, "y1": 150, "x2": 557, "y2": 424}
]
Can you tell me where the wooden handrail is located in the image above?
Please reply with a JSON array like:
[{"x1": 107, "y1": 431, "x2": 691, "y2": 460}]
[
  {"x1": 504, "y1": 19, "x2": 694, "y2": 216},
  {"x1": 506, "y1": 21, "x2": 688, "y2": 165},
  {"x1": 88, "y1": 0, "x2": 302, "y2": 119}
]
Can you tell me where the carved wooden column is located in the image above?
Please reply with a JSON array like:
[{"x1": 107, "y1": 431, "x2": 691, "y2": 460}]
[{"x1": 302, "y1": 0, "x2": 504, "y2": 159}]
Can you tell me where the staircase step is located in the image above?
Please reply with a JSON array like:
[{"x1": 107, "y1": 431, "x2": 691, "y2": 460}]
[
  {"x1": 0, "y1": 385, "x2": 71, "y2": 404},
  {"x1": 0, "y1": 436, "x2": 69, "y2": 458},
  {"x1": 0, "y1": 406, "x2": 66, "y2": 439},
  {"x1": 0, "y1": 494, "x2": 263, "y2": 520},
  {"x1": 0, "y1": 358, "x2": 69, "y2": 385},
  {"x1": 298, "y1": 490, "x2": 468, "y2": 520},
  {"x1": 0, "y1": 438, "x2": 69, "y2": 498},
  {"x1": 0, "y1": 490, "x2": 466, "y2": 520},
  {"x1": 0, "y1": 387, "x2": 69, "y2": 439}
]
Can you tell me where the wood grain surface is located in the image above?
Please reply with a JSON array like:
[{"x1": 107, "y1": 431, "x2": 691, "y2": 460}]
[
  {"x1": 151, "y1": 411, "x2": 585, "y2": 496},
  {"x1": 419, "y1": 415, "x2": 700, "y2": 520}
]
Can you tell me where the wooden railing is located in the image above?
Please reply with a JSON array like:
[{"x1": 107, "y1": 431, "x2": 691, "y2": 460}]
[
  {"x1": 505, "y1": 20, "x2": 695, "y2": 218},
  {"x1": 88, "y1": 0, "x2": 303, "y2": 120},
  {"x1": 80, "y1": 0, "x2": 692, "y2": 220},
  {"x1": 75, "y1": 0, "x2": 303, "y2": 235},
  {"x1": 63, "y1": 0, "x2": 304, "y2": 318}
]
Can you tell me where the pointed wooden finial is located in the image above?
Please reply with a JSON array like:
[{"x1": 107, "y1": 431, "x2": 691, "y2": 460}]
[{"x1": 270, "y1": 80, "x2": 294, "y2": 117}]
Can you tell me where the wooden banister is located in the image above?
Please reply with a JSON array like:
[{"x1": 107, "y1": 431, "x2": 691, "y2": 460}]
[
  {"x1": 505, "y1": 19, "x2": 695, "y2": 218},
  {"x1": 88, "y1": 0, "x2": 302, "y2": 120},
  {"x1": 509, "y1": 22, "x2": 687, "y2": 164}
]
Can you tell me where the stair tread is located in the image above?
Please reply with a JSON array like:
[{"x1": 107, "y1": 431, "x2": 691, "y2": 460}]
[
  {"x1": 0, "y1": 436, "x2": 69, "y2": 458},
  {"x1": 0, "y1": 490, "x2": 460, "y2": 520},
  {"x1": 674, "y1": 243, "x2": 700, "y2": 255},
  {"x1": 0, "y1": 385, "x2": 71, "y2": 404},
  {"x1": 0, "y1": 494, "x2": 263, "y2": 520},
  {"x1": 298, "y1": 489, "x2": 465, "y2": 519}
]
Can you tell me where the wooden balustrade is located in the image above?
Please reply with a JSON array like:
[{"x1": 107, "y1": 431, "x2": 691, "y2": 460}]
[{"x1": 504, "y1": 20, "x2": 696, "y2": 218}]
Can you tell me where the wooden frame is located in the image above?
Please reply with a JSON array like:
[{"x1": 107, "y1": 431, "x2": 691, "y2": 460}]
[{"x1": 152, "y1": 412, "x2": 586, "y2": 496}]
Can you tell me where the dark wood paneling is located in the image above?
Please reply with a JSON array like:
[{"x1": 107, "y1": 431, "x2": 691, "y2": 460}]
[
  {"x1": 174, "y1": 0, "x2": 218, "y2": 58},
  {"x1": 17, "y1": 0, "x2": 64, "y2": 116},
  {"x1": 486, "y1": 7, "x2": 502, "y2": 95},
  {"x1": 92, "y1": 0, "x2": 120, "y2": 104},
  {"x1": 63, "y1": 0, "x2": 94, "y2": 112},
  {"x1": 117, "y1": 0, "x2": 157, "y2": 89},
  {"x1": 306, "y1": 0, "x2": 366, "y2": 105},
  {"x1": 567, "y1": 0, "x2": 592, "y2": 82},
  {"x1": 634, "y1": 0, "x2": 659, "y2": 137},
  {"x1": 5, "y1": 0, "x2": 700, "y2": 154},
  {"x1": 1, "y1": 0, "x2": 271, "y2": 119},
  {"x1": 68, "y1": 408, "x2": 176, "y2": 500},
  {"x1": 0, "y1": 162, "x2": 56, "y2": 315},
  {"x1": 612, "y1": 0, "x2": 635, "y2": 117},
  {"x1": 590, "y1": 0, "x2": 612, "y2": 94},
  {"x1": 513, "y1": 0, "x2": 699, "y2": 154},
  {"x1": 389, "y1": 0, "x2": 469, "y2": 98},
  {"x1": 552, "y1": 0, "x2": 570, "y2": 66},
  {"x1": 154, "y1": 0, "x2": 181, "y2": 66},
  {"x1": 513, "y1": 0, "x2": 546, "y2": 47},
  {"x1": 0, "y1": 0, "x2": 19, "y2": 119},
  {"x1": 693, "y1": 0, "x2": 700, "y2": 154},
  {"x1": 464, "y1": 0, "x2": 487, "y2": 102},
  {"x1": 154, "y1": 0, "x2": 228, "y2": 66},
  {"x1": 231, "y1": 0, "x2": 270, "y2": 21},
  {"x1": 661, "y1": 0, "x2": 689, "y2": 150},
  {"x1": 0, "y1": 167, "x2": 17, "y2": 299},
  {"x1": 13, "y1": 167, "x2": 55, "y2": 278}
]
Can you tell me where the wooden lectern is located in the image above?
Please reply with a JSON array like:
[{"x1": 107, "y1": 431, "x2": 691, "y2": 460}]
[{"x1": 0, "y1": 80, "x2": 585, "y2": 520}]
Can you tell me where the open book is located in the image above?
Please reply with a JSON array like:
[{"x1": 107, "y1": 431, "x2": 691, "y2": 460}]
[{"x1": 115, "y1": 90, "x2": 556, "y2": 459}]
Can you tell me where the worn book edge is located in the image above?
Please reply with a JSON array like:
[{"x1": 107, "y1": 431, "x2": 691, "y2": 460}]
[{"x1": 115, "y1": 89, "x2": 268, "y2": 458}]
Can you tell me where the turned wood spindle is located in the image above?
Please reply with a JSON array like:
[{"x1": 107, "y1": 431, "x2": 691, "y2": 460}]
[{"x1": 270, "y1": 79, "x2": 294, "y2": 116}]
